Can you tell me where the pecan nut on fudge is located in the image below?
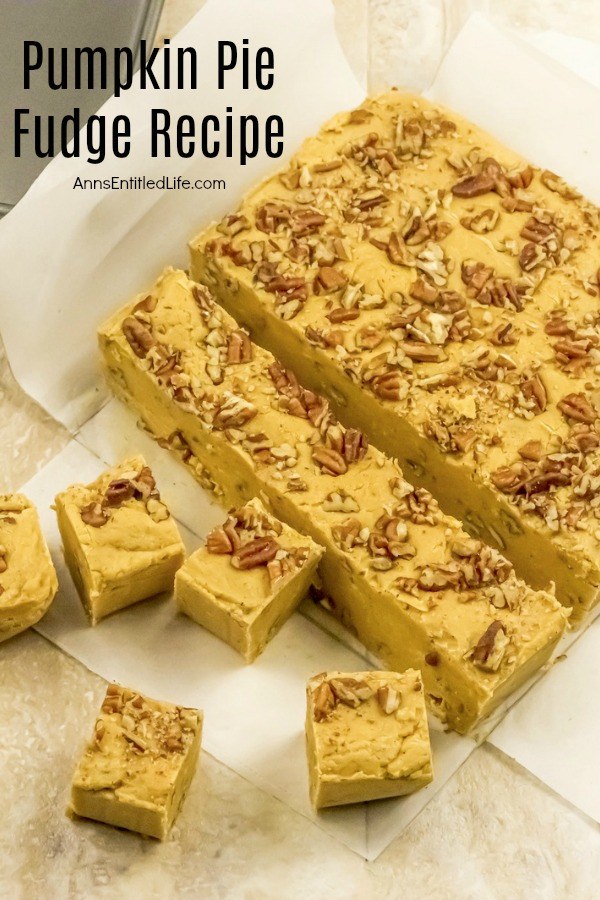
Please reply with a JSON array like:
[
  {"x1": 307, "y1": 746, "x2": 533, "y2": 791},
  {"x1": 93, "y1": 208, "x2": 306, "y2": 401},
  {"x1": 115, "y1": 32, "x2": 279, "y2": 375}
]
[
  {"x1": 176, "y1": 497, "x2": 323, "y2": 661},
  {"x1": 55, "y1": 456, "x2": 185, "y2": 624},
  {"x1": 0, "y1": 495, "x2": 58, "y2": 641},
  {"x1": 98, "y1": 268, "x2": 566, "y2": 733},
  {"x1": 191, "y1": 91, "x2": 600, "y2": 620},
  {"x1": 306, "y1": 669, "x2": 433, "y2": 809}
]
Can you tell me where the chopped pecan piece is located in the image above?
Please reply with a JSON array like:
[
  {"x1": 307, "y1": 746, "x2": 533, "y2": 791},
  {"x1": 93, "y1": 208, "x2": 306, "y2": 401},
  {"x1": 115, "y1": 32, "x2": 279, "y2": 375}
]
[
  {"x1": 376, "y1": 685, "x2": 400, "y2": 715},
  {"x1": 452, "y1": 171, "x2": 496, "y2": 198},
  {"x1": 133, "y1": 294, "x2": 158, "y2": 314},
  {"x1": 312, "y1": 447, "x2": 348, "y2": 476},
  {"x1": 226, "y1": 330, "x2": 252, "y2": 364},
  {"x1": 132, "y1": 466, "x2": 157, "y2": 501},
  {"x1": 371, "y1": 371, "x2": 403, "y2": 401},
  {"x1": 342, "y1": 428, "x2": 368, "y2": 464},
  {"x1": 519, "y1": 241, "x2": 545, "y2": 272},
  {"x1": 520, "y1": 217, "x2": 554, "y2": 244},
  {"x1": 80, "y1": 501, "x2": 109, "y2": 528},
  {"x1": 471, "y1": 621, "x2": 508, "y2": 672},
  {"x1": 491, "y1": 464, "x2": 528, "y2": 494},
  {"x1": 329, "y1": 677, "x2": 373, "y2": 708},
  {"x1": 327, "y1": 307, "x2": 360, "y2": 324},
  {"x1": 401, "y1": 342, "x2": 445, "y2": 363},
  {"x1": 231, "y1": 537, "x2": 279, "y2": 570},
  {"x1": 518, "y1": 440, "x2": 543, "y2": 462},
  {"x1": 122, "y1": 317, "x2": 155, "y2": 358},
  {"x1": 520, "y1": 374, "x2": 547, "y2": 413},
  {"x1": 387, "y1": 232, "x2": 414, "y2": 266},
  {"x1": 558, "y1": 393, "x2": 596, "y2": 424},
  {"x1": 315, "y1": 266, "x2": 348, "y2": 294},
  {"x1": 313, "y1": 680, "x2": 337, "y2": 722},
  {"x1": 213, "y1": 394, "x2": 257, "y2": 429},
  {"x1": 104, "y1": 479, "x2": 135, "y2": 507},
  {"x1": 206, "y1": 526, "x2": 234, "y2": 555},
  {"x1": 461, "y1": 208, "x2": 499, "y2": 233}
]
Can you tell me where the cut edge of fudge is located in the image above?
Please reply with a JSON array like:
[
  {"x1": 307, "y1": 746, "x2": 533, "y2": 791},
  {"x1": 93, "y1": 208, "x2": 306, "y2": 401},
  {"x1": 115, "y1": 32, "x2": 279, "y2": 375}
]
[
  {"x1": 69, "y1": 683, "x2": 203, "y2": 840},
  {"x1": 175, "y1": 497, "x2": 323, "y2": 661},
  {"x1": 54, "y1": 455, "x2": 185, "y2": 625},
  {"x1": 0, "y1": 493, "x2": 58, "y2": 642}
]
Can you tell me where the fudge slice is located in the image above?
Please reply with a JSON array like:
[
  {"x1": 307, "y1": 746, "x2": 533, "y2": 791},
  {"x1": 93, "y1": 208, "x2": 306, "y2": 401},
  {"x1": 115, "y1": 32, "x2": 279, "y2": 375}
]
[
  {"x1": 70, "y1": 684, "x2": 202, "y2": 839},
  {"x1": 55, "y1": 456, "x2": 185, "y2": 624},
  {"x1": 98, "y1": 268, "x2": 567, "y2": 733},
  {"x1": 176, "y1": 498, "x2": 323, "y2": 661},
  {"x1": 191, "y1": 91, "x2": 600, "y2": 620},
  {"x1": 306, "y1": 669, "x2": 433, "y2": 808},
  {"x1": 0, "y1": 494, "x2": 58, "y2": 641}
]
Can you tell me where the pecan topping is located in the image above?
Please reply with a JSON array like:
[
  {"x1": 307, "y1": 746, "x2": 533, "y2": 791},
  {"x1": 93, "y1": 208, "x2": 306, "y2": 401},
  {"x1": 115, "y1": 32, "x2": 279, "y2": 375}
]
[
  {"x1": 520, "y1": 217, "x2": 554, "y2": 244},
  {"x1": 315, "y1": 266, "x2": 348, "y2": 293},
  {"x1": 329, "y1": 676, "x2": 373, "y2": 707},
  {"x1": 558, "y1": 393, "x2": 596, "y2": 424},
  {"x1": 213, "y1": 394, "x2": 257, "y2": 429},
  {"x1": 371, "y1": 371, "x2": 403, "y2": 401},
  {"x1": 231, "y1": 537, "x2": 279, "y2": 570},
  {"x1": 341, "y1": 428, "x2": 368, "y2": 464},
  {"x1": 518, "y1": 440, "x2": 543, "y2": 462},
  {"x1": 312, "y1": 681, "x2": 336, "y2": 722},
  {"x1": 461, "y1": 208, "x2": 499, "y2": 233},
  {"x1": 519, "y1": 241, "x2": 545, "y2": 272},
  {"x1": 312, "y1": 447, "x2": 348, "y2": 476},
  {"x1": 452, "y1": 158, "x2": 510, "y2": 198},
  {"x1": 376, "y1": 685, "x2": 400, "y2": 714},
  {"x1": 490, "y1": 323, "x2": 517, "y2": 346},
  {"x1": 471, "y1": 621, "x2": 508, "y2": 672},
  {"x1": 401, "y1": 342, "x2": 445, "y2": 363},
  {"x1": 105, "y1": 479, "x2": 135, "y2": 507},
  {"x1": 331, "y1": 517, "x2": 365, "y2": 550},
  {"x1": 452, "y1": 170, "x2": 496, "y2": 198},
  {"x1": 80, "y1": 501, "x2": 109, "y2": 528},
  {"x1": 206, "y1": 526, "x2": 235, "y2": 554},
  {"x1": 520, "y1": 374, "x2": 547, "y2": 414},
  {"x1": 133, "y1": 294, "x2": 158, "y2": 314},
  {"x1": 132, "y1": 466, "x2": 157, "y2": 501},
  {"x1": 327, "y1": 307, "x2": 360, "y2": 324},
  {"x1": 122, "y1": 317, "x2": 155, "y2": 358},
  {"x1": 226, "y1": 330, "x2": 252, "y2": 364},
  {"x1": 425, "y1": 651, "x2": 440, "y2": 667},
  {"x1": 491, "y1": 464, "x2": 528, "y2": 493}
]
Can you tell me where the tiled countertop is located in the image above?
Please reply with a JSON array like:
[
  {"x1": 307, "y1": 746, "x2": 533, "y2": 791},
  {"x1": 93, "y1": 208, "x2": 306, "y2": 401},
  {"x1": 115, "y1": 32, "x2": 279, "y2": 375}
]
[{"x1": 2, "y1": 1, "x2": 600, "y2": 897}]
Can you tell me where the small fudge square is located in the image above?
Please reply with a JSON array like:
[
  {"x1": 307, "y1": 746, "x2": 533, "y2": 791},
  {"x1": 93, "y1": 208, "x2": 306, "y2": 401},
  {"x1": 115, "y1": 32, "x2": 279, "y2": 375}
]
[
  {"x1": 0, "y1": 494, "x2": 58, "y2": 642},
  {"x1": 306, "y1": 669, "x2": 433, "y2": 809},
  {"x1": 70, "y1": 684, "x2": 203, "y2": 839},
  {"x1": 176, "y1": 497, "x2": 323, "y2": 662},
  {"x1": 55, "y1": 455, "x2": 185, "y2": 624}
]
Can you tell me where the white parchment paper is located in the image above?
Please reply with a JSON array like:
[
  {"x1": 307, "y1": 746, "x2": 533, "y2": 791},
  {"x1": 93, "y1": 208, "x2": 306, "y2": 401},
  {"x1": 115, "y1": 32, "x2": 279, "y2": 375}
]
[{"x1": 1, "y1": 3, "x2": 600, "y2": 857}]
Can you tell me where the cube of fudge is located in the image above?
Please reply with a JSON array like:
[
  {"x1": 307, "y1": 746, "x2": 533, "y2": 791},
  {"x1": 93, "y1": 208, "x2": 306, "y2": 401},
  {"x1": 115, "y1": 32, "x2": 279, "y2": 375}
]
[
  {"x1": 70, "y1": 684, "x2": 202, "y2": 839},
  {"x1": 0, "y1": 494, "x2": 58, "y2": 641},
  {"x1": 306, "y1": 669, "x2": 433, "y2": 809},
  {"x1": 55, "y1": 455, "x2": 185, "y2": 624},
  {"x1": 176, "y1": 497, "x2": 323, "y2": 661}
]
